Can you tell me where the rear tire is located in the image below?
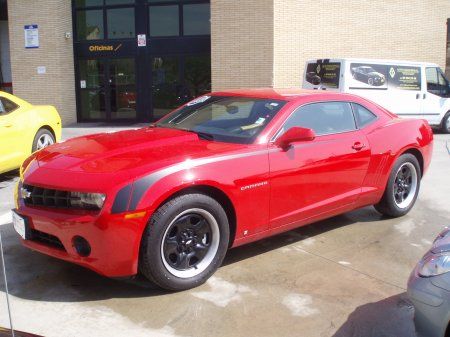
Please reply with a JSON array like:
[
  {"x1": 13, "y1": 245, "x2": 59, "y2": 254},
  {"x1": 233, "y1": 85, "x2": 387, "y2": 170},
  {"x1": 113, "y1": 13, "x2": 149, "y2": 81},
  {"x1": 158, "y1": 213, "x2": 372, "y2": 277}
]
[
  {"x1": 374, "y1": 153, "x2": 421, "y2": 217},
  {"x1": 139, "y1": 193, "x2": 229, "y2": 291},
  {"x1": 441, "y1": 112, "x2": 450, "y2": 134},
  {"x1": 32, "y1": 128, "x2": 55, "y2": 152}
]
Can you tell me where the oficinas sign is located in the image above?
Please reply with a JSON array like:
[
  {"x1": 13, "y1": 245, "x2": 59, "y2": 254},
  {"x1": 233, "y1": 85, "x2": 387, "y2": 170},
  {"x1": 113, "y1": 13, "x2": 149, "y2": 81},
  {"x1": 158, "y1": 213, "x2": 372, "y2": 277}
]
[{"x1": 88, "y1": 44, "x2": 122, "y2": 52}]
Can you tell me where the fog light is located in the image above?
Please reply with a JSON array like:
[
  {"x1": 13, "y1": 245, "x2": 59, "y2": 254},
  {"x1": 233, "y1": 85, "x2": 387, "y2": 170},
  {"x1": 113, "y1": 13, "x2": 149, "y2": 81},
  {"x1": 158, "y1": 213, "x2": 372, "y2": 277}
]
[{"x1": 73, "y1": 236, "x2": 91, "y2": 257}]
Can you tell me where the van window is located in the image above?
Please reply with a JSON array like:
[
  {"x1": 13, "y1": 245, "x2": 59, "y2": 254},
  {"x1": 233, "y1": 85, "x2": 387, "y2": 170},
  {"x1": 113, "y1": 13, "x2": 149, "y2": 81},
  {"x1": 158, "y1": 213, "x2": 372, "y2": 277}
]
[
  {"x1": 281, "y1": 102, "x2": 356, "y2": 136},
  {"x1": 426, "y1": 67, "x2": 450, "y2": 97},
  {"x1": 351, "y1": 103, "x2": 377, "y2": 128},
  {"x1": 0, "y1": 97, "x2": 19, "y2": 115}
]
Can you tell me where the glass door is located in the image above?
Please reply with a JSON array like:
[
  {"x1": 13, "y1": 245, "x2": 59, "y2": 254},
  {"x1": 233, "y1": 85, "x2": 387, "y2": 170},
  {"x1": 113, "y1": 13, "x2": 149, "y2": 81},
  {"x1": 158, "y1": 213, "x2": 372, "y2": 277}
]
[
  {"x1": 109, "y1": 58, "x2": 137, "y2": 120},
  {"x1": 78, "y1": 58, "x2": 136, "y2": 121}
]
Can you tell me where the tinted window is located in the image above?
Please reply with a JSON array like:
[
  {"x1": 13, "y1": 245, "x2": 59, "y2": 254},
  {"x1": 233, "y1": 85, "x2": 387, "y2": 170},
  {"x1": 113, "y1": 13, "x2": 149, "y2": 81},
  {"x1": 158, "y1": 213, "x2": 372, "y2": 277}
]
[
  {"x1": 183, "y1": 4, "x2": 210, "y2": 36},
  {"x1": 149, "y1": 6, "x2": 179, "y2": 37},
  {"x1": 75, "y1": 0, "x2": 102, "y2": 7},
  {"x1": 157, "y1": 96, "x2": 286, "y2": 144},
  {"x1": 352, "y1": 103, "x2": 377, "y2": 128},
  {"x1": 426, "y1": 67, "x2": 450, "y2": 97},
  {"x1": 0, "y1": 98, "x2": 19, "y2": 115},
  {"x1": 282, "y1": 102, "x2": 356, "y2": 136},
  {"x1": 107, "y1": 8, "x2": 135, "y2": 39},
  {"x1": 77, "y1": 9, "x2": 104, "y2": 40},
  {"x1": 105, "y1": 0, "x2": 134, "y2": 4}
]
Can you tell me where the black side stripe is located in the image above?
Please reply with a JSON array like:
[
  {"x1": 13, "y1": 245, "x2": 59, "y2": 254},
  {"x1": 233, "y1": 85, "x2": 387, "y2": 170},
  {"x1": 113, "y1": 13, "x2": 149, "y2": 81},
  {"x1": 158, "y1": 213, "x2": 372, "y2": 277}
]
[{"x1": 111, "y1": 184, "x2": 133, "y2": 214}]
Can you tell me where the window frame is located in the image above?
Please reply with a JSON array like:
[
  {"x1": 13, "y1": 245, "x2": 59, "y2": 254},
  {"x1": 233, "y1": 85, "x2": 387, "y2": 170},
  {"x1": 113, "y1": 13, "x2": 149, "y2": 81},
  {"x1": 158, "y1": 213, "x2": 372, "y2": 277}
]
[
  {"x1": 272, "y1": 101, "x2": 359, "y2": 141},
  {"x1": 426, "y1": 66, "x2": 450, "y2": 97},
  {"x1": 74, "y1": 1, "x2": 137, "y2": 41},
  {"x1": 0, "y1": 97, "x2": 20, "y2": 116},
  {"x1": 351, "y1": 103, "x2": 379, "y2": 129}
]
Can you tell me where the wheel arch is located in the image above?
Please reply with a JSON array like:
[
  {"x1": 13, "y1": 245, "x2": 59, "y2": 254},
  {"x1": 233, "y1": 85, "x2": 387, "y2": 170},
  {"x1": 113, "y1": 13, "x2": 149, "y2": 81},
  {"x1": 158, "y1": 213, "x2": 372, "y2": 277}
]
[
  {"x1": 401, "y1": 147, "x2": 424, "y2": 178},
  {"x1": 31, "y1": 125, "x2": 56, "y2": 153},
  {"x1": 145, "y1": 184, "x2": 237, "y2": 248}
]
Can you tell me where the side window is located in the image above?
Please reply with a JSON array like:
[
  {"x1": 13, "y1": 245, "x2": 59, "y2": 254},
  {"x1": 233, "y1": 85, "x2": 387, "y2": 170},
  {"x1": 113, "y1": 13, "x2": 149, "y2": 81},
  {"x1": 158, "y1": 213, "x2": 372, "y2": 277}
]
[
  {"x1": 352, "y1": 103, "x2": 377, "y2": 128},
  {"x1": 282, "y1": 102, "x2": 356, "y2": 136},
  {"x1": 426, "y1": 67, "x2": 450, "y2": 97},
  {"x1": 0, "y1": 97, "x2": 19, "y2": 115}
]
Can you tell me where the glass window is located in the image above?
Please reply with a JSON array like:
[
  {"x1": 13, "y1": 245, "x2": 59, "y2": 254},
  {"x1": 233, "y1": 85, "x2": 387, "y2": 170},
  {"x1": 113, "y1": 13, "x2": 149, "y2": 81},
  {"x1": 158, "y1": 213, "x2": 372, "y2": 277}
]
[
  {"x1": 75, "y1": 0, "x2": 103, "y2": 7},
  {"x1": 183, "y1": 4, "x2": 210, "y2": 36},
  {"x1": 184, "y1": 55, "x2": 211, "y2": 98},
  {"x1": 352, "y1": 103, "x2": 377, "y2": 128},
  {"x1": 109, "y1": 59, "x2": 137, "y2": 119},
  {"x1": 107, "y1": 8, "x2": 135, "y2": 39},
  {"x1": 426, "y1": 67, "x2": 450, "y2": 97},
  {"x1": 78, "y1": 59, "x2": 107, "y2": 120},
  {"x1": 283, "y1": 102, "x2": 356, "y2": 136},
  {"x1": 0, "y1": 97, "x2": 19, "y2": 115},
  {"x1": 77, "y1": 9, "x2": 104, "y2": 40},
  {"x1": 157, "y1": 97, "x2": 286, "y2": 144},
  {"x1": 78, "y1": 59, "x2": 106, "y2": 89},
  {"x1": 149, "y1": 6, "x2": 179, "y2": 37},
  {"x1": 105, "y1": 0, "x2": 134, "y2": 4},
  {"x1": 152, "y1": 56, "x2": 181, "y2": 120}
]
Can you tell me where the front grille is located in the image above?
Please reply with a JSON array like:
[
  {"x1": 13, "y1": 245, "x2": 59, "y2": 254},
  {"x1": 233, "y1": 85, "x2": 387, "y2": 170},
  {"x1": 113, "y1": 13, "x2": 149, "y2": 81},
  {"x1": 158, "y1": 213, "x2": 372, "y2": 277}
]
[
  {"x1": 23, "y1": 184, "x2": 72, "y2": 208},
  {"x1": 30, "y1": 229, "x2": 65, "y2": 251}
]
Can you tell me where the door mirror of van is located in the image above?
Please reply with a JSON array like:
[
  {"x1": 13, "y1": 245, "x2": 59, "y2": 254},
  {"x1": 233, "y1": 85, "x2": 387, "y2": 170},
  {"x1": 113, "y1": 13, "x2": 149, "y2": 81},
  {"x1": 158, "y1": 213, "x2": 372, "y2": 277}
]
[{"x1": 275, "y1": 127, "x2": 316, "y2": 150}]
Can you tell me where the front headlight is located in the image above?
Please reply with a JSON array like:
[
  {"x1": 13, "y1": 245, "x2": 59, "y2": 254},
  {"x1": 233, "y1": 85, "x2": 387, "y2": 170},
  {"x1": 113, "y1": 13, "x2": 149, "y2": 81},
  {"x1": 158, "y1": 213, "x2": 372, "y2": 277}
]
[
  {"x1": 69, "y1": 192, "x2": 106, "y2": 210},
  {"x1": 419, "y1": 253, "x2": 450, "y2": 277}
]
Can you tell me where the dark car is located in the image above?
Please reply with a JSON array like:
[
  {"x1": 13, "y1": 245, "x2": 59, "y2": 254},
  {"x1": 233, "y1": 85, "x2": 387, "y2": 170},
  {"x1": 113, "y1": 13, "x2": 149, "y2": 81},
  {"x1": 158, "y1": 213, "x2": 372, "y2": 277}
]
[{"x1": 351, "y1": 66, "x2": 386, "y2": 86}]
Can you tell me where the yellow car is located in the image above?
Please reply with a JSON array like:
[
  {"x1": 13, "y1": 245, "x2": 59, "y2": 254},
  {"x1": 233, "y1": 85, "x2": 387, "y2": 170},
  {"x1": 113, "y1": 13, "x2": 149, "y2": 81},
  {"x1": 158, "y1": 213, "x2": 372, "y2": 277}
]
[{"x1": 0, "y1": 91, "x2": 61, "y2": 174}]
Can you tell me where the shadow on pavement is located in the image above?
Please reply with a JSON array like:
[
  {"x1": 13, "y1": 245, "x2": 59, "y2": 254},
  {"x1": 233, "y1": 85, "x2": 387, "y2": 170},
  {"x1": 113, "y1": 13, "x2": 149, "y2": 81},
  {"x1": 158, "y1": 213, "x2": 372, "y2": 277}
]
[
  {"x1": 0, "y1": 206, "x2": 385, "y2": 303},
  {"x1": 332, "y1": 294, "x2": 417, "y2": 337}
]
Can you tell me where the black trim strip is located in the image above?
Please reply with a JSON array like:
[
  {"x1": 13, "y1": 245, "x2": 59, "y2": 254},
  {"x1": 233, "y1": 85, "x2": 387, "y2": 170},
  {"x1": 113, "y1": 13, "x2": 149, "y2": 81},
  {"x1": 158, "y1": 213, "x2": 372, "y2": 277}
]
[{"x1": 111, "y1": 184, "x2": 132, "y2": 214}]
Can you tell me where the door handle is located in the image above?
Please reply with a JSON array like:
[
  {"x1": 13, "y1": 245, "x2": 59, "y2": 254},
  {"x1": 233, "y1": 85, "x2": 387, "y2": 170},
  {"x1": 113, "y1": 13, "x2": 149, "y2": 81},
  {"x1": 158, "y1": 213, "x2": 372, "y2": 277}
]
[
  {"x1": 416, "y1": 93, "x2": 420, "y2": 99},
  {"x1": 352, "y1": 142, "x2": 365, "y2": 151},
  {"x1": 0, "y1": 123, "x2": 12, "y2": 128},
  {"x1": 423, "y1": 93, "x2": 427, "y2": 99}
]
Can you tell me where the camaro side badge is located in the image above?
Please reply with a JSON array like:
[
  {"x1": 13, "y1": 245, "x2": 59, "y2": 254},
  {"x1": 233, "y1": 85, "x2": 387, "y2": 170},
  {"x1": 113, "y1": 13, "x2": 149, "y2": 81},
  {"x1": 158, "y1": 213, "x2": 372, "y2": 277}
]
[{"x1": 240, "y1": 181, "x2": 268, "y2": 191}]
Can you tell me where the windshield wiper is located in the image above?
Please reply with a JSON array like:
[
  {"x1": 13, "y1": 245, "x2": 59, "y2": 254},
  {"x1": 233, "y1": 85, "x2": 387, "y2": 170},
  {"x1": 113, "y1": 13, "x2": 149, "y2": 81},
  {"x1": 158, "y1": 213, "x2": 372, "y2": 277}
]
[{"x1": 177, "y1": 128, "x2": 215, "y2": 141}]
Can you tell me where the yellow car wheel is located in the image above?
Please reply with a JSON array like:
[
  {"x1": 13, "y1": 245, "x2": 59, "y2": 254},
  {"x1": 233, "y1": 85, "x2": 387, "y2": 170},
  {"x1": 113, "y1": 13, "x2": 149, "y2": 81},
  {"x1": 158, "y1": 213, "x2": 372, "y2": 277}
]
[{"x1": 32, "y1": 128, "x2": 55, "y2": 152}]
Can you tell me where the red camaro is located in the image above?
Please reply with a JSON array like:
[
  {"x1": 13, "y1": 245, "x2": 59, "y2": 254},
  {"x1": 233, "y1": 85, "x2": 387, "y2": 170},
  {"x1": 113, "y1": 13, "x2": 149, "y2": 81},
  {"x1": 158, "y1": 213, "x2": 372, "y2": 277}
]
[{"x1": 13, "y1": 89, "x2": 433, "y2": 290}]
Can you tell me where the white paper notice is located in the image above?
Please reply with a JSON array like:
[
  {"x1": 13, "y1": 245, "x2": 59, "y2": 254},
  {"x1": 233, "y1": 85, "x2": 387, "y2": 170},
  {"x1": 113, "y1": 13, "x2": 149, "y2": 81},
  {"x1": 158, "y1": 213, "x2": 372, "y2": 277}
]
[{"x1": 24, "y1": 25, "x2": 39, "y2": 49}]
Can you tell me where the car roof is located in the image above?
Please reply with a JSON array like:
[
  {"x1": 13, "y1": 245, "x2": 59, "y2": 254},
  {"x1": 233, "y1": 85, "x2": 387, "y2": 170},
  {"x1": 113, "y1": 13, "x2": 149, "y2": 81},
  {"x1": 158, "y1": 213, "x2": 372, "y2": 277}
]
[
  {"x1": 210, "y1": 88, "x2": 359, "y2": 102},
  {"x1": 307, "y1": 58, "x2": 439, "y2": 67}
]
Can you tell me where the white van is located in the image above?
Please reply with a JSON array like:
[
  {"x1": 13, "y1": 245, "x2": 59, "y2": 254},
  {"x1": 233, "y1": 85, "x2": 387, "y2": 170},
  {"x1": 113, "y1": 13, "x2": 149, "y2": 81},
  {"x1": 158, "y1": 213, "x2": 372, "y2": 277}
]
[{"x1": 302, "y1": 58, "x2": 450, "y2": 133}]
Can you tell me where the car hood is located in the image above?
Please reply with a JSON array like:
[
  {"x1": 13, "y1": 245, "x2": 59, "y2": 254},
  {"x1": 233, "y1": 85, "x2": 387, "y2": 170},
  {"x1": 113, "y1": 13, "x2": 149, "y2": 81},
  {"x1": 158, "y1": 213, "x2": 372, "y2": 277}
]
[
  {"x1": 33, "y1": 127, "x2": 246, "y2": 176},
  {"x1": 431, "y1": 235, "x2": 450, "y2": 254}
]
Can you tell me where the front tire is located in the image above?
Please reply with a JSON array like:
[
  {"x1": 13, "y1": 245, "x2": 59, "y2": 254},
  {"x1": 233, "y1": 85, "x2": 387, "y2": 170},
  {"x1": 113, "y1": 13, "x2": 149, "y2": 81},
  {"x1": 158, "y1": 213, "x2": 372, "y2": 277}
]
[
  {"x1": 32, "y1": 128, "x2": 55, "y2": 152},
  {"x1": 374, "y1": 153, "x2": 421, "y2": 217},
  {"x1": 441, "y1": 112, "x2": 450, "y2": 134},
  {"x1": 139, "y1": 193, "x2": 230, "y2": 291}
]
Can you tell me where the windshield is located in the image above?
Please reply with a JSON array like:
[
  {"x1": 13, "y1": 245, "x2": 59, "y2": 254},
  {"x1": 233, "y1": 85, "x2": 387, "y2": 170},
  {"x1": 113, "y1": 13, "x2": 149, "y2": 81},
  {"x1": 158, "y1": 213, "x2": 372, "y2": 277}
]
[{"x1": 156, "y1": 96, "x2": 287, "y2": 144}]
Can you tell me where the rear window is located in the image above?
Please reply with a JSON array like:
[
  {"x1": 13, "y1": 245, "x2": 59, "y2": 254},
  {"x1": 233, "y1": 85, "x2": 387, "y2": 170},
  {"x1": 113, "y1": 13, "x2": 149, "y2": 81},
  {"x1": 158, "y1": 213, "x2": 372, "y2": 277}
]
[
  {"x1": 0, "y1": 97, "x2": 19, "y2": 115},
  {"x1": 305, "y1": 61, "x2": 341, "y2": 89}
]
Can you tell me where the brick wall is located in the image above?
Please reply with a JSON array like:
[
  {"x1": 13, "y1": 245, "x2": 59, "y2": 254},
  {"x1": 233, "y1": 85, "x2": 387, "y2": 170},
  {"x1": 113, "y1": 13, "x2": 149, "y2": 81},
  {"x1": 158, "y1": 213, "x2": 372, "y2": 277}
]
[
  {"x1": 8, "y1": 1, "x2": 76, "y2": 125},
  {"x1": 211, "y1": 0, "x2": 274, "y2": 90},
  {"x1": 274, "y1": 0, "x2": 450, "y2": 88}
]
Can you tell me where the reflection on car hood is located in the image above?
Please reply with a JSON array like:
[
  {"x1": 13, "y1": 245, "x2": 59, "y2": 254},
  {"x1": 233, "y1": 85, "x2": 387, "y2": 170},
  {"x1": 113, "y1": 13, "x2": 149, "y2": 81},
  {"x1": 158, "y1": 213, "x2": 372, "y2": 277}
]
[
  {"x1": 33, "y1": 127, "x2": 245, "y2": 174},
  {"x1": 431, "y1": 235, "x2": 450, "y2": 254}
]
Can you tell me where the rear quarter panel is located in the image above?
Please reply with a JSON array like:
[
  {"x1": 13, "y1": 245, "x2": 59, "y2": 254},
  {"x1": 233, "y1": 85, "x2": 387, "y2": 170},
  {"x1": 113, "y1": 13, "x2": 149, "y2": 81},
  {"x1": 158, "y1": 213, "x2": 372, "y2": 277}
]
[
  {"x1": 31, "y1": 105, "x2": 62, "y2": 142},
  {"x1": 358, "y1": 117, "x2": 433, "y2": 205}
]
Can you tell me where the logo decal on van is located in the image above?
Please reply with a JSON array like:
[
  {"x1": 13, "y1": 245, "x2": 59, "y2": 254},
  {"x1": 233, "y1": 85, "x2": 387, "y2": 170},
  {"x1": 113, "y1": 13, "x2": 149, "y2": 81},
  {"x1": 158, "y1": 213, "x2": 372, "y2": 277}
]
[{"x1": 389, "y1": 67, "x2": 396, "y2": 78}]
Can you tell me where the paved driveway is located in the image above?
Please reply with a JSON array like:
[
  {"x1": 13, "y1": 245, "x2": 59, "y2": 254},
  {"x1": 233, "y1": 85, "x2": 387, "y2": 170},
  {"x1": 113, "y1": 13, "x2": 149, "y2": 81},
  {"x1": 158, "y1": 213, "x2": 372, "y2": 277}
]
[{"x1": 0, "y1": 127, "x2": 449, "y2": 337}]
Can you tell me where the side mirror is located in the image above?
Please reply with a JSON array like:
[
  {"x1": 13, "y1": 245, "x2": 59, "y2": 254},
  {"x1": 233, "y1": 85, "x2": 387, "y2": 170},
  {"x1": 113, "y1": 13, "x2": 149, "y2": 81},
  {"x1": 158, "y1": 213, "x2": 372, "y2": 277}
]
[{"x1": 275, "y1": 127, "x2": 315, "y2": 150}]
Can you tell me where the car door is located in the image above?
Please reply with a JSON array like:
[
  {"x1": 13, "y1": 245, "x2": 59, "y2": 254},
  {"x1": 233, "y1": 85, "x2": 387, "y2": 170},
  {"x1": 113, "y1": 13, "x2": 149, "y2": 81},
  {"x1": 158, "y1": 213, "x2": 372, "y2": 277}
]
[
  {"x1": 268, "y1": 101, "x2": 371, "y2": 229},
  {"x1": 0, "y1": 96, "x2": 28, "y2": 172},
  {"x1": 422, "y1": 67, "x2": 450, "y2": 125}
]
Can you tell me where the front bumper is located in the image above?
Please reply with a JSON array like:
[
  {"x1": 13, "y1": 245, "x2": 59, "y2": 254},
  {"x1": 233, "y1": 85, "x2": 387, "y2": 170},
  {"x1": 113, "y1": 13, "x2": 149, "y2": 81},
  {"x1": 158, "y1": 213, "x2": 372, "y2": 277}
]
[
  {"x1": 407, "y1": 267, "x2": 450, "y2": 337},
  {"x1": 14, "y1": 203, "x2": 149, "y2": 278}
]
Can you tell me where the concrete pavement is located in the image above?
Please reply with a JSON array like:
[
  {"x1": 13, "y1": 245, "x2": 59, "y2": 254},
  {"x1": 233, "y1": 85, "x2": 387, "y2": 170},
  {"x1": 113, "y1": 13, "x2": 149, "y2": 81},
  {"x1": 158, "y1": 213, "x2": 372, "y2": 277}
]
[{"x1": 0, "y1": 127, "x2": 448, "y2": 337}]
